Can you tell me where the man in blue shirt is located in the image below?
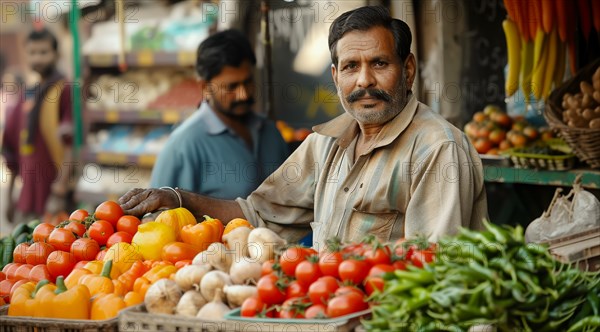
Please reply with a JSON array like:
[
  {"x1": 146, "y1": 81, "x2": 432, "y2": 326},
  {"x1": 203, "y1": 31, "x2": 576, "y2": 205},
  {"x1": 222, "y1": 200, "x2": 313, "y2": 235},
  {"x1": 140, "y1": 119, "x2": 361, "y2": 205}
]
[{"x1": 150, "y1": 30, "x2": 289, "y2": 199}]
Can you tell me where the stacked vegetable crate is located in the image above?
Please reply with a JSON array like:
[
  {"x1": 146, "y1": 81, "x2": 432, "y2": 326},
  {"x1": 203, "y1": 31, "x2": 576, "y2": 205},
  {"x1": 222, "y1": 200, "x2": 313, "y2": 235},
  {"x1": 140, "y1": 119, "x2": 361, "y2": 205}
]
[{"x1": 0, "y1": 305, "x2": 118, "y2": 332}]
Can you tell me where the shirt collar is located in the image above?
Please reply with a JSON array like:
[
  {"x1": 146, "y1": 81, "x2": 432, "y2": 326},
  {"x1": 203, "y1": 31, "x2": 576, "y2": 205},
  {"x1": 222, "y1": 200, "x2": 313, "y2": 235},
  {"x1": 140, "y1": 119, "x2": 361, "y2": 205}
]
[
  {"x1": 199, "y1": 102, "x2": 264, "y2": 136},
  {"x1": 313, "y1": 93, "x2": 419, "y2": 149}
]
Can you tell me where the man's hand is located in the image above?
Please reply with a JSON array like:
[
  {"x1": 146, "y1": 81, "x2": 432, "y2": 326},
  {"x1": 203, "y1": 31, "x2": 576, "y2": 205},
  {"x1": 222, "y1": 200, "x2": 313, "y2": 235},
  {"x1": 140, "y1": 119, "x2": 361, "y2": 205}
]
[{"x1": 118, "y1": 188, "x2": 178, "y2": 217}]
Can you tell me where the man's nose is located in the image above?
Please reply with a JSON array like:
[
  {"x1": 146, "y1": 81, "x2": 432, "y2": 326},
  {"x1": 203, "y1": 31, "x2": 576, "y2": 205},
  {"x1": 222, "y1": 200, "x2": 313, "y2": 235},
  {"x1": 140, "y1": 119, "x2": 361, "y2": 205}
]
[
  {"x1": 356, "y1": 66, "x2": 376, "y2": 89},
  {"x1": 235, "y1": 83, "x2": 251, "y2": 101}
]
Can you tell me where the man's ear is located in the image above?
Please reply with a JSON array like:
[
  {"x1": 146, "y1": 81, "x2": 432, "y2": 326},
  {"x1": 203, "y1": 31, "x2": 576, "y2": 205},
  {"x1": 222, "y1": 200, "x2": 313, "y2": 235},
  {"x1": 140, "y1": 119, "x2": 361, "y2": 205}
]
[
  {"x1": 404, "y1": 53, "x2": 417, "y2": 90},
  {"x1": 331, "y1": 64, "x2": 338, "y2": 88},
  {"x1": 198, "y1": 78, "x2": 210, "y2": 100}
]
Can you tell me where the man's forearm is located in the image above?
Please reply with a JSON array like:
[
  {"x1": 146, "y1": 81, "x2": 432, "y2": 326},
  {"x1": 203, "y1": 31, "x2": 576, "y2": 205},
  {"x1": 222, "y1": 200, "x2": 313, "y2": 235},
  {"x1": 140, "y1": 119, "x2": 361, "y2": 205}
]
[{"x1": 178, "y1": 189, "x2": 245, "y2": 225}]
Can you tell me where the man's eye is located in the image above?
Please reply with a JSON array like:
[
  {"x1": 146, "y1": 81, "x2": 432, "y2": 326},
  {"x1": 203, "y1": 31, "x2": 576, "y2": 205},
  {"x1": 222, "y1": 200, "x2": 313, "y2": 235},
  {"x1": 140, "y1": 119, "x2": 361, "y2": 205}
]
[
  {"x1": 374, "y1": 61, "x2": 387, "y2": 67},
  {"x1": 343, "y1": 63, "x2": 357, "y2": 70}
]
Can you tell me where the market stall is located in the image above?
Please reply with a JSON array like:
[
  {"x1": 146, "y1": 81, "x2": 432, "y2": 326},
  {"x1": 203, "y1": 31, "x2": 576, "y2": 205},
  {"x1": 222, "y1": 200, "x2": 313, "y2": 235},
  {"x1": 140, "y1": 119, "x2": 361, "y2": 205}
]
[{"x1": 1, "y1": 0, "x2": 600, "y2": 331}]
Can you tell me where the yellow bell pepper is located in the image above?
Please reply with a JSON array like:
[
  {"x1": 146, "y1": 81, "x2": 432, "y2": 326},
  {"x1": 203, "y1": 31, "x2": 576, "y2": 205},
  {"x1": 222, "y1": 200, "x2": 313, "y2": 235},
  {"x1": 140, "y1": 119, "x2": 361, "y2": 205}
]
[
  {"x1": 35, "y1": 276, "x2": 91, "y2": 319},
  {"x1": 79, "y1": 260, "x2": 114, "y2": 297},
  {"x1": 83, "y1": 260, "x2": 103, "y2": 274},
  {"x1": 131, "y1": 222, "x2": 176, "y2": 260},
  {"x1": 65, "y1": 268, "x2": 92, "y2": 289},
  {"x1": 8, "y1": 280, "x2": 49, "y2": 317},
  {"x1": 124, "y1": 291, "x2": 143, "y2": 307},
  {"x1": 155, "y1": 207, "x2": 197, "y2": 240},
  {"x1": 103, "y1": 242, "x2": 143, "y2": 279}
]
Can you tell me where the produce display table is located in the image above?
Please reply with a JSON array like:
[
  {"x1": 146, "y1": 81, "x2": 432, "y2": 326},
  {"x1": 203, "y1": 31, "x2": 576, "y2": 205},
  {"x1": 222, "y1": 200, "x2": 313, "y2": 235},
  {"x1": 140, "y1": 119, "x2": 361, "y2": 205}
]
[{"x1": 483, "y1": 165, "x2": 600, "y2": 189}]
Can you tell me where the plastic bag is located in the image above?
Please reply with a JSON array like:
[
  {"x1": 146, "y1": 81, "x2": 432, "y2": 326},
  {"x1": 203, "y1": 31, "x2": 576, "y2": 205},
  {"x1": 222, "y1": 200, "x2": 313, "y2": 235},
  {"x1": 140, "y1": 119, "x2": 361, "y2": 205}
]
[{"x1": 526, "y1": 180, "x2": 600, "y2": 243}]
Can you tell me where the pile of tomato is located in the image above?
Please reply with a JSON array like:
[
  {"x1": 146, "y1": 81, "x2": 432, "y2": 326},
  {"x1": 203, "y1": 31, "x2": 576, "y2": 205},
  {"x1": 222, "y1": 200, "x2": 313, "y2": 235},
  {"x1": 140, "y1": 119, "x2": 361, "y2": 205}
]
[
  {"x1": 0, "y1": 201, "x2": 141, "y2": 304},
  {"x1": 241, "y1": 236, "x2": 435, "y2": 319}
]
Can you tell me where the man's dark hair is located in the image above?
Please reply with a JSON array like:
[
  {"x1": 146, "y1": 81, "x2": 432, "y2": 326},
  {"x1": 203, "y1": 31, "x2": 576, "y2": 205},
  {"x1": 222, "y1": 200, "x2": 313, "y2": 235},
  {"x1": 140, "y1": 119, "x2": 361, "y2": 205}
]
[
  {"x1": 196, "y1": 29, "x2": 256, "y2": 81},
  {"x1": 26, "y1": 28, "x2": 58, "y2": 51},
  {"x1": 328, "y1": 6, "x2": 412, "y2": 67}
]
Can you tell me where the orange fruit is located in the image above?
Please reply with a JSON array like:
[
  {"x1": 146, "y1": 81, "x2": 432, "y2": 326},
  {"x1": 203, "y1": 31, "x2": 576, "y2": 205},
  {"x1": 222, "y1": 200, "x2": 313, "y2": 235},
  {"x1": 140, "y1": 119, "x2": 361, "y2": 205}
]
[
  {"x1": 499, "y1": 140, "x2": 512, "y2": 151},
  {"x1": 489, "y1": 129, "x2": 506, "y2": 144},
  {"x1": 473, "y1": 112, "x2": 487, "y2": 123},
  {"x1": 474, "y1": 138, "x2": 493, "y2": 154},
  {"x1": 509, "y1": 133, "x2": 527, "y2": 148},
  {"x1": 523, "y1": 126, "x2": 539, "y2": 140}
]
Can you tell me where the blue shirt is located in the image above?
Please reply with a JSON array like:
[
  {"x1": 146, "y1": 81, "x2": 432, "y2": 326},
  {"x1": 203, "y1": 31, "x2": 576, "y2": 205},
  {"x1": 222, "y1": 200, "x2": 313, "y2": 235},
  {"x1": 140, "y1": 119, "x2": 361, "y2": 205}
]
[{"x1": 150, "y1": 103, "x2": 289, "y2": 199}]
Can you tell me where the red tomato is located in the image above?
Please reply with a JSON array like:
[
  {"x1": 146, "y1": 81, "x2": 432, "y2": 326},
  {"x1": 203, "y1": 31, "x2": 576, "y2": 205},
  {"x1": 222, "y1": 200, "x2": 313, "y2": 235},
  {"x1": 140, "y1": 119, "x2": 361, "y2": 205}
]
[
  {"x1": 12, "y1": 243, "x2": 30, "y2": 264},
  {"x1": 0, "y1": 279, "x2": 16, "y2": 302},
  {"x1": 32, "y1": 223, "x2": 55, "y2": 243},
  {"x1": 295, "y1": 258, "x2": 322, "y2": 287},
  {"x1": 106, "y1": 231, "x2": 133, "y2": 248},
  {"x1": 28, "y1": 265, "x2": 53, "y2": 283},
  {"x1": 334, "y1": 286, "x2": 365, "y2": 298},
  {"x1": 95, "y1": 201, "x2": 124, "y2": 228},
  {"x1": 394, "y1": 238, "x2": 415, "y2": 260},
  {"x1": 9, "y1": 279, "x2": 28, "y2": 302},
  {"x1": 116, "y1": 215, "x2": 141, "y2": 236},
  {"x1": 392, "y1": 260, "x2": 408, "y2": 271},
  {"x1": 364, "y1": 276, "x2": 385, "y2": 296},
  {"x1": 256, "y1": 274, "x2": 286, "y2": 305},
  {"x1": 261, "y1": 259, "x2": 276, "y2": 276},
  {"x1": 64, "y1": 221, "x2": 86, "y2": 238},
  {"x1": 326, "y1": 293, "x2": 368, "y2": 318},
  {"x1": 26, "y1": 242, "x2": 55, "y2": 265},
  {"x1": 411, "y1": 249, "x2": 435, "y2": 268},
  {"x1": 14, "y1": 264, "x2": 33, "y2": 281},
  {"x1": 46, "y1": 250, "x2": 77, "y2": 279},
  {"x1": 286, "y1": 280, "x2": 307, "y2": 299},
  {"x1": 241, "y1": 295, "x2": 268, "y2": 317},
  {"x1": 48, "y1": 228, "x2": 76, "y2": 252},
  {"x1": 2, "y1": 263, "x2": 23, "y2": 279},
  {"x1": 70, "y1": 238, "x2": 101, "y2": 261},
  {"x1": 279, "y1": 297, "x2": 307, "y2": 319},
  {"x1": 96, "y1": 248, "x2": 108, "y2": 261},
  {"x1": 0, "y1": 272, "x2": 5, "y2": 281},
  {"x1": 161, "y1": 242, "x2": 200, "y2": 264},
  {"x1": 342, "y1": 243, "x2": 367, "y2": 256},
  {"x1": 69, "y1": 209, "x2": 89, "y2": 222},
  {"x1": 87, "y1": 220, "x2": 114, "y2": 246},
  {"x1": 280, "y1": 247, "x2": 311, "y2": 277},
  {"x1": 338, "y1": 259, "x2": 370, "y2": 285},
  {"x1": 305, "y1": 304, "x2": 327, "y2": 319},
  {"x1": 368, "y1": 264, "x2": 395, "y2": 278},
  {"x1": 308, "y1": 276, "x2": 339, "y2": 305},
  {"x1": 364, "y1": 246, "x2": 392, "y2": 265},
  {"x1": 318, "y1": 251, "x2": 343, "y2": 279}
]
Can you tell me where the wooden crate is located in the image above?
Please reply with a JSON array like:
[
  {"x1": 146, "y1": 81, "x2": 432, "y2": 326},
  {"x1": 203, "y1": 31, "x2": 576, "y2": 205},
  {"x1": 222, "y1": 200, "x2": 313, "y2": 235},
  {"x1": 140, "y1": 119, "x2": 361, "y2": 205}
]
[{"x1": 545, "y1": 227, "x2": 600, "y2": 271}]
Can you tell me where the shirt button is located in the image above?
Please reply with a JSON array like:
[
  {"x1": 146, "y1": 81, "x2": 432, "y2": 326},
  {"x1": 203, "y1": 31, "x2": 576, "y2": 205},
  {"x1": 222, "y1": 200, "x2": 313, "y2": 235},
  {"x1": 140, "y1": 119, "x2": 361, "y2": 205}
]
[{"x1": 344, "y1": 187, "x2": 349, "y2": 192}]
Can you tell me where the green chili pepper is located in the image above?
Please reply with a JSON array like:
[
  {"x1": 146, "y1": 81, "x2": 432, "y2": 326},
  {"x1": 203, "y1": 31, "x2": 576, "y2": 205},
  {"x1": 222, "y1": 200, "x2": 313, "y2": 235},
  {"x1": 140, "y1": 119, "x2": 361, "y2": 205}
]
[{"x1": 566, "y1": 316, "x2": 600, "y2": 332}]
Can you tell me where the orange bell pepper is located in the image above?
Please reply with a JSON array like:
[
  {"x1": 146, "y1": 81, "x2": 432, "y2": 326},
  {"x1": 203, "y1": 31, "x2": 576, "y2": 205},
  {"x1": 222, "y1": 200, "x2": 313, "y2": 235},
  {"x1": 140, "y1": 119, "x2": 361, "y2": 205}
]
[
  {"x1": 91, "y1": 293, "x2": 125, "y2": 320},
  {"x1": 83, "y1": 260, "x2": 103, "y2": 274},
  {"x1": 133, "y1": 277, "x2": 151, "y2": 298},
  {"x1": 117, "y1": 260, "x2": 149, "y2": 292},
  {"x1": 79, "y1": 260, "x2": 114, "y2": 296},
  {"x1": 180, "y1": 215, "x2": 224, "y2": 251},
  {"x1": 90, "y1": 290, "x2": 143, "y2": 320},
  {"x1": 65, "y1": 268, "x2": 92, "y2": 289},
  {"x1": 143, "y1": 264, "x2": 177, "y2": 283},
  {"x1": 123, "y1": 291, "x2": 143, "y2": 307},
  {"x1": 35, "y1": 276, "x2": 91, "y2": 319},
  {"x1": 7, "y1": 280, "x2": 49, "y2": 317},
  {"x1": 112, "y1": 280, "x2": 128, "y2": 296}
]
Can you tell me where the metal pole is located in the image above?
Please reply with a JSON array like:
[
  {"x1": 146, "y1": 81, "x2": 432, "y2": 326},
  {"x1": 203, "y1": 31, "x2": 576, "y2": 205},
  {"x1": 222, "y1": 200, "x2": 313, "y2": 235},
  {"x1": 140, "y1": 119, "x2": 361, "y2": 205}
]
[
  {"x1": 261, "y1": 0, "x2": 275, "y2": 120},
  {"x1": 70, "y1": 0, "x2": 82, "y2": 153}
]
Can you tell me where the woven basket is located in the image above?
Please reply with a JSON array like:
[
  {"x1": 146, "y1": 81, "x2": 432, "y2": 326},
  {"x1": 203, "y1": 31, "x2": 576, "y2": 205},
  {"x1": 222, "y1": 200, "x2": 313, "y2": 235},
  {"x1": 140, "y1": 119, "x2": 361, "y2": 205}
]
[
  {"x1": 544, "y1": 58, "x2": 600, "y2": 168},
  {"x1": 0, "y1": 305, "x2": 118, "y2": 332}
]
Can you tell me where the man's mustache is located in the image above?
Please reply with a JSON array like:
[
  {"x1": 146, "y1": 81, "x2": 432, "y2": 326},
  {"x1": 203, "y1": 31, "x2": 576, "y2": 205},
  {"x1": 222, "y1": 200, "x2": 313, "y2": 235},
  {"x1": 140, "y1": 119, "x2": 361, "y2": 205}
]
[
  {"x1": 230, "y1": 97, "x2": 255, "y2": 109},
  {"x1": 346, "y1": 88, "x2": 392, "y2": 103}
]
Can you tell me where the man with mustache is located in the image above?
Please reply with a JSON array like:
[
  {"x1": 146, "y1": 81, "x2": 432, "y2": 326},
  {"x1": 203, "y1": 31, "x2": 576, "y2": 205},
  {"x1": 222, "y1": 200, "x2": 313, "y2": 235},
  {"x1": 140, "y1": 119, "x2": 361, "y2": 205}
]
[
  {"x1": 123, "y1": 6, "x2": 487, "y2": 247},
  {"x1": 150, "y1": 29, "x2": 289, "y2": 200},
  {"x1": 2, "y1": 29, "x2": 73, "y2": 223}
]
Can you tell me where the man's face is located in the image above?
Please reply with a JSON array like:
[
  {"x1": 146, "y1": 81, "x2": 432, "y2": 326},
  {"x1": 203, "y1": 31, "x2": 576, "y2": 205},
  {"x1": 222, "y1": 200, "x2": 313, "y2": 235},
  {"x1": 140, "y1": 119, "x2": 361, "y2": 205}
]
[
  {"x1": 26, "y1": 39, "x2": 57, "y2": 78},
  {"x1": 332, "y1": 26, "x2": 414, "y2": 126},
  {"x1": 204, "y1": 60, "x2": 255, "y2": 118}
]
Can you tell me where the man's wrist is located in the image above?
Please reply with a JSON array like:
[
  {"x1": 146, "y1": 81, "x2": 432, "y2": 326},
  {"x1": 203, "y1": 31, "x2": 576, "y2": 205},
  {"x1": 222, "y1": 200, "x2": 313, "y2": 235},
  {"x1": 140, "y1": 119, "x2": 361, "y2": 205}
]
[{"x1": 160, "y1": 186, "x2": 182, "y2": 208}]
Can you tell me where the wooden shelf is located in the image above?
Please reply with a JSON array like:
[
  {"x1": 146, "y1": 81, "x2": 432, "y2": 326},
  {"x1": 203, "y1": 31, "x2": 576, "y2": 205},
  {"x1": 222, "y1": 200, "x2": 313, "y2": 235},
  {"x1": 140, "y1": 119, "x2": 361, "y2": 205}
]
[
  {"x1": 86, "y1": 108, "x2": 195, "y2": 125},
  {"x1": 85, "y1": 51, "x2": 196, "y2": 67},
  {"x1": 483, "y1": 166, "x2": 600, "y2": 189},
  {"x1": 83, "y1": 150, "x2": 157, "y2": 168}
]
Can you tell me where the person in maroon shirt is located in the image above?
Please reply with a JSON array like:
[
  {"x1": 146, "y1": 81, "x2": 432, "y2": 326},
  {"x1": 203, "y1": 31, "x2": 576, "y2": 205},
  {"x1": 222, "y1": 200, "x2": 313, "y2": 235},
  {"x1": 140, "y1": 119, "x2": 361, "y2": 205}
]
[{"x1": 2, "y1": 29, "x2": 73, "y2": 223}]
